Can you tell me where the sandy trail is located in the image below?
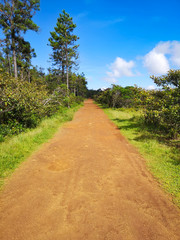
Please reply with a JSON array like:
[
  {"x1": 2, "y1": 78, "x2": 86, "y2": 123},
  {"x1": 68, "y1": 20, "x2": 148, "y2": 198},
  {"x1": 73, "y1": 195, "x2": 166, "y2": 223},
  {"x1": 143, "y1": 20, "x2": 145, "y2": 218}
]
[{"x1": 0, "y1": 99, "x2": 180, "y2": 240}]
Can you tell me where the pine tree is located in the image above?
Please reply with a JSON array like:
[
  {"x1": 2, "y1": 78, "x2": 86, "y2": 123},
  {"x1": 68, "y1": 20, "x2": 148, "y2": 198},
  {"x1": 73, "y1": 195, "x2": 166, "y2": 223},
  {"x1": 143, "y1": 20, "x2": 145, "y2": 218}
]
[
  {"x1": 17, "y1": 37, "x2": 36, "y2": 81},
  {"x1": 48, "y1": 10, "x2": 79, "y2": 91},
  {"x1": 0, "y1": 0, "x2": 40, "y2": 78},
  {"x1": 0, "y1": 36, "x2": 12, "y2": 74}
]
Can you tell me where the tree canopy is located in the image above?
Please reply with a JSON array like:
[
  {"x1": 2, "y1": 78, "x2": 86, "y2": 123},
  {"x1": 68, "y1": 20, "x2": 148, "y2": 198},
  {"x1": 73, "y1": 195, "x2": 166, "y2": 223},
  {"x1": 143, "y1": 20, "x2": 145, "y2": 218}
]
[
  {"x1": 49, "y1": 10, "x2": 79, "y2": 91},
  {"x1": 0, "y1": 0, "x2": 40, "y2": 78}
]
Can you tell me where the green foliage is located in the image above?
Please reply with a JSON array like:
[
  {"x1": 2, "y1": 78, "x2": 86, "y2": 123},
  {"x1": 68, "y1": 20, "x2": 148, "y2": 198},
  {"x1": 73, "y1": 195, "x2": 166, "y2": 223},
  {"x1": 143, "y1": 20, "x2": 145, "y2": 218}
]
[
  {"x1": 94, "y1": 70, "x2": 180, "y2": 139},
  {"x1": 105, "y1": 108, "x2": 180, "y2": 207},
  {"x1": 48, "y1": 10, "x2": 79, "y2": 90},
  {"x1": 144, "y1": 70, "x2": 180, "y2": 138},
  {"x1": 45, "y1": 70, "x2": 88, "y2": 98},
  {"x1": 151, "y1": 69, "x2": 180, "y2": 88},
  {"x1": 70, "y1": 72, "x2": 87, "y2": 98},
  {"x1": 0, "y1": 0, "x2": 40, "y2": 77},
  {"x1": 0, "y1": 71, "x2": 48, "y2": 126},
  {"x1": 87, "y1": 89, "x2": 101, "y2": 99},
  {"x1": 95, "y1": 85, "x2": 141, "y2": 108},
  {"x1": 0, "y1": 7, "x2": 87, "y2": 142},
  {"x1": 0, "y1": 104, "x2": 80, "y2": 188},
  {"x1": 0, "y1": 71, "x2": 85, "y2": 141},
  {"x1": 0, "y1": 72, "x2": 45, "y2": 141}
]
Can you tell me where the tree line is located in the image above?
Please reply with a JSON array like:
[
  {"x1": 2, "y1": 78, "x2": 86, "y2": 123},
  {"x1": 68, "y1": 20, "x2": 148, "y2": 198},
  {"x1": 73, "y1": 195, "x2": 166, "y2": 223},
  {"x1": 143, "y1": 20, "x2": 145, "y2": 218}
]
[
  {"x1": 92, "y1": 70, "x2": 180, "y2": 139},
  {"x1": 0, "y1": 1, "x2": 87, "y2": 141}
]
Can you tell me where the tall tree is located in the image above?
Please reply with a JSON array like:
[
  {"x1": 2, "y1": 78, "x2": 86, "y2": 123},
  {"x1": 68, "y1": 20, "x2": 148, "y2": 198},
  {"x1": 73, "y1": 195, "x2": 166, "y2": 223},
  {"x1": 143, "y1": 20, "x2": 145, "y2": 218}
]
[
  {"x1": 0, "y1": 0, "x2": 40, "y2": 78},
  {"x1": 17, "y1": 37, "x2": 36, "y2": 81},
  {"x1": 0, "y1": 36, "x2": 12, "y2": 74},
  {"x1": 49, "y1": 10, "x2": 79, "y2": 91}
]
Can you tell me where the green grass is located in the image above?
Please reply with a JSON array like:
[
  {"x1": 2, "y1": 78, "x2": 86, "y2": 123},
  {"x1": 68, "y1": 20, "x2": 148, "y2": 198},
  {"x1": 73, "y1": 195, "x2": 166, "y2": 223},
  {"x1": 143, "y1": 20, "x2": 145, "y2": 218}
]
[
  {"x1": 104, "y1": 108, "x2": 180, "y2": 207},
  {"x1": 0, "y1": 105, "x2": 81, "y2": 189}
]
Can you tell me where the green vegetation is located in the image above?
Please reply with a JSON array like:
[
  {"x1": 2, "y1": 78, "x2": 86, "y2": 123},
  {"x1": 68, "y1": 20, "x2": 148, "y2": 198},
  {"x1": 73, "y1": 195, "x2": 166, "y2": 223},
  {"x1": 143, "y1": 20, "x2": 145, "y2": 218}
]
[
  {"x1": 0, "y1": 71, "x2": 86, "y2": 141},
  {"x1": 0, "y1": 6, "x2": 88, "y2": 142},
  {"x1": 0, "y1": 104, "x2": 81, "y2": 188},
  {"x1": 93, "y1": 70, "x2": 180, "y2": 139},
  {"x1": 93, "y1": 70, "x2": 180, "y2": 206},
  {"x1": 104, "y1": 108, "x2": 180, "y2": 207},
  {"x1": 0, "y1": 4, "x2": 87, "y2": 188},
  {"x1": 0, "y1": 1, "x2": 179, "y2": 209},
  {"x1": 0, "y1": 0, "x2": 40, "y2": 78},
  {"x1": 48, "y1": 10, "x2": 79, "y2": 91}
]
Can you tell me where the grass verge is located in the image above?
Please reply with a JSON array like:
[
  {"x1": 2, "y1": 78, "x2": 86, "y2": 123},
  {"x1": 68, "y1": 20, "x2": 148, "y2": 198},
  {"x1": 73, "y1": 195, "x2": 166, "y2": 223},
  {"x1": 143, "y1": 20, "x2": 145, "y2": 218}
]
[
  {"x1": 0, "y1": 104, "x2": 81, "y2": 189},
  {"x1": 104, "y1": 108, "x2": 180, "y2": 207}
]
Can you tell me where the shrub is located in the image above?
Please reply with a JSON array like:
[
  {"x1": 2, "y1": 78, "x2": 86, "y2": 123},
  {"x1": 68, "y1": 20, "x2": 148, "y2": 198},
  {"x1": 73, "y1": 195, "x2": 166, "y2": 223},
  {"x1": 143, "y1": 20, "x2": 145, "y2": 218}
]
[
  {"x1": 144, "y1": 70, "x2": 180, "y2": 138},
  {"x1": 0, "y1": 72, "x2": 48, "y2": 127}
]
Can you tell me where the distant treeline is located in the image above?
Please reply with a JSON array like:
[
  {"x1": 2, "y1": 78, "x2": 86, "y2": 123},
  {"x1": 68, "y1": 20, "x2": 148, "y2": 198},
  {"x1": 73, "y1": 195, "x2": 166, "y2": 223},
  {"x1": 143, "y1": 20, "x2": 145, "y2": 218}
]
[{"x1": 90, "y1": 70, "x2": 180, "y2": 139}]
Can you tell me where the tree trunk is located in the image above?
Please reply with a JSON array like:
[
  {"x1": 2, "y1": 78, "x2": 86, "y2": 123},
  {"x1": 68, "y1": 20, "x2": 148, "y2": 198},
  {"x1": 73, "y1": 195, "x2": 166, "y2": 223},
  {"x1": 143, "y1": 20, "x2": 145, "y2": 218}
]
[
  {"x1": 11, "y1": 2, "x2": 18, "y2": 78},
  {"x1": 62, "y1": 64, "x2": 65, "y2": 84},
  {"x1": 66, "y1": 67, "x2": 69, "y2": 90},
  {"x1": 65, "y1": 47, "x2": 70, "y2": 108},
  {"x1": 7, "y1": 54, "x2": 12, "y2": 76},
  {"x1": 28, "y1": 69, "x2": 31, "y2": 83},
  {"x1": 66, "y1": 50, "x2": 69, "y2": 91},
  {"x1": 12, "y1": 44, "x2": 18, "y2": 78}
]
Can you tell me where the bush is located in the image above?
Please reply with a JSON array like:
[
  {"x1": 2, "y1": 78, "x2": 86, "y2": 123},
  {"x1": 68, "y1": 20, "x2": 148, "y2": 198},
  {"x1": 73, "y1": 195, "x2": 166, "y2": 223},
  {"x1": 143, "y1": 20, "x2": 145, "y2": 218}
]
[
  {"x1": 0, "y1": 72, "x2": 85, "y2": 141},
  {"x1": 0, "y1": 72, "x2": 48, "y2": 127},
  {"x1": 95, "y1": 85, "x2": 139, "y2": 108},
  {"x1": 94, "y1": 70, "x2": 180, "y2": 139},
  {"x1": 143, "y1": 70, "x2": 180, "y2": 138}
]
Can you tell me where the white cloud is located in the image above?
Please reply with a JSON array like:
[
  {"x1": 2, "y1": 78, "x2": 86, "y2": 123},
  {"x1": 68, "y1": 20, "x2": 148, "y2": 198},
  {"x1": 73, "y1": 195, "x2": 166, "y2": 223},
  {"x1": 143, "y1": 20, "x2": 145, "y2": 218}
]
[
  {"x1": 153, "y1": 41, "x2": 171, "y2": 54},
  {"x1": 104, "y1": 41, "x2": 180, "y2": 85},
  {"x1": 171, "y1": 41, "x2": 180, "y2": 66},
  {"x1": 143, "y1": 41, "x2": 180, "y2": 75},
  {"x1": 147, "y1": 85, "x2": 156, "y2": 90},
  {"x1": 105, "y1": 57, "x2": 135, "y2": 83},
  {"x1": 144, "y1": 51, "x2": 170, "y2": 75}
]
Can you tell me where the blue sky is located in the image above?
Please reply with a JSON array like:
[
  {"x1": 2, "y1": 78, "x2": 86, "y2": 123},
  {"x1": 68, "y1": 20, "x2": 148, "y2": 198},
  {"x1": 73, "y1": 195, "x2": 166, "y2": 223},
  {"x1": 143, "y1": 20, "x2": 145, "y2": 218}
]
[{"x1": 25, "y1": 0, "x2": 180, "y2": 89}]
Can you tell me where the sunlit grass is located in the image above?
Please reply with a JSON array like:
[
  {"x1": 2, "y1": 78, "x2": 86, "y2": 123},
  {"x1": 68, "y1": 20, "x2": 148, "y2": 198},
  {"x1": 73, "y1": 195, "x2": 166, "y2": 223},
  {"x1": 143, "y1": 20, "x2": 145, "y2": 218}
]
[
  {"x1": 0, "y1": 105, "x2": 81, "y2": 188},
  {"x1": 104, "y1": 108, "x2": 180, "y2": 207}
]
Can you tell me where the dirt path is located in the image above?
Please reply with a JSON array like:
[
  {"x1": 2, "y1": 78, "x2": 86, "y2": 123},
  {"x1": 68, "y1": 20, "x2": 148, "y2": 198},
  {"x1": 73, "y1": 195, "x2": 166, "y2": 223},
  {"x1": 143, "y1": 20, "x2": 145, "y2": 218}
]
[{"x1": 0, "y1": 100, "x2": 180, "y2": 240}]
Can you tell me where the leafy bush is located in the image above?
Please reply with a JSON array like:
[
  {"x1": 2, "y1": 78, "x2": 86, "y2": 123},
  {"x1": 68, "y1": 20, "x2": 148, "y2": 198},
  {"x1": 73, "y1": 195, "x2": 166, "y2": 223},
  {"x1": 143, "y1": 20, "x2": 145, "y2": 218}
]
[
  {"x1": 0, "y1": 72, "x2": 48, "y2": 127},
  {"x1": 95, "y1": 85, "x2": 139, "y2": 108},
  {"x1": 144, "y1": 70, "x2": 180, "y2": 138},
  {"x1": 94, "y1": 70, "x2": 180, "y2": 139},
  {"x1": 0, "y1": 71, "x2": 85, "y2": 141}
]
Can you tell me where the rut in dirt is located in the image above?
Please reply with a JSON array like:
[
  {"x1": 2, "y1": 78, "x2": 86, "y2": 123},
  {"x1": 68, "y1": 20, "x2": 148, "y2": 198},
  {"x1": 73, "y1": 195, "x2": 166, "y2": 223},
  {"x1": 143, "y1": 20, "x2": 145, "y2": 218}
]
[{"x1": 0, "y1": 99, "x2": 180, "y2": 240}]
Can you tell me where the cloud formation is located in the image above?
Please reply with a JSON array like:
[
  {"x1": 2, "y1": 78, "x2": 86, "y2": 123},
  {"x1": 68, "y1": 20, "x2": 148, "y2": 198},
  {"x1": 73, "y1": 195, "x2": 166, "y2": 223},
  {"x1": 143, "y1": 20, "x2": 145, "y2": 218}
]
[
  {"x1": 105, "y1": 57, "x2": 135, "y2": 83},
  {"x1": 170, "y1": 41, "x2": 180, "y2": 66},
  {"x1": 104, "y1": 41, "x2": 180, "y2": 85},
  {"x1": 144, "y1": 51, "x2": 170, "y2": 75},
  {"x1": 143, "y1": 41, "x2": 180, "y2": 75}
]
